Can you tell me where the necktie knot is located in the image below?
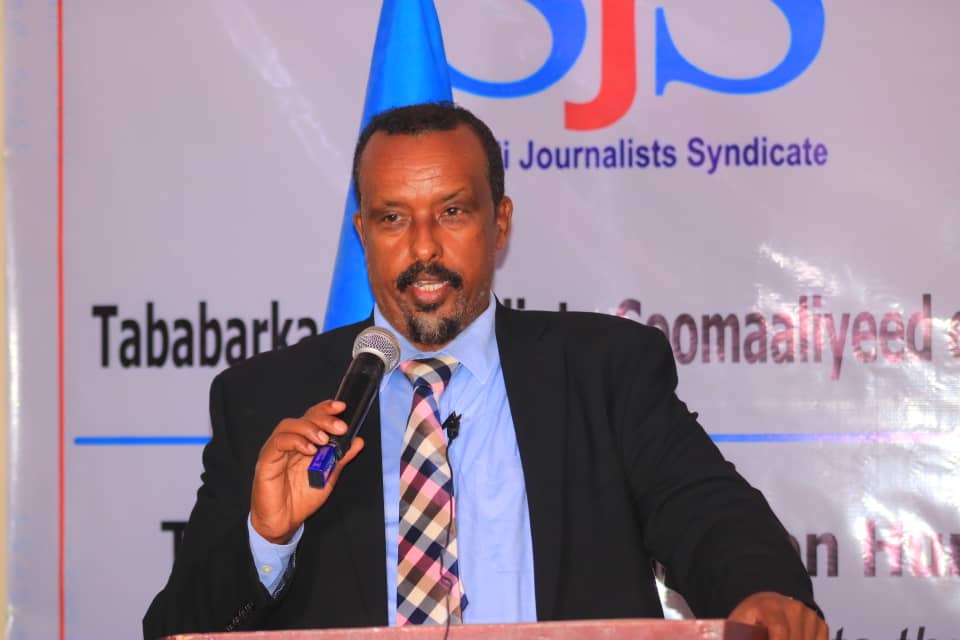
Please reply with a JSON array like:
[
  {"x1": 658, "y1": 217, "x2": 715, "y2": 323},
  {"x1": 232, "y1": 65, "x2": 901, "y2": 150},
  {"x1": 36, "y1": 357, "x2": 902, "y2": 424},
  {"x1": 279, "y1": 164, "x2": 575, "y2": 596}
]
[{"x1": 400, "y1": 356, "x2": 459, "y2": 399}]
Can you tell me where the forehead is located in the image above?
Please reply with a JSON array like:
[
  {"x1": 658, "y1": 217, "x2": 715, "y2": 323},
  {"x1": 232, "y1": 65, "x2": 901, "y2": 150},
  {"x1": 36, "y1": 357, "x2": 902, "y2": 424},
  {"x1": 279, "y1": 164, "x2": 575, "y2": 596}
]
[{"x1": 357, "y1": 125, "x2": 489, "y2": 202}]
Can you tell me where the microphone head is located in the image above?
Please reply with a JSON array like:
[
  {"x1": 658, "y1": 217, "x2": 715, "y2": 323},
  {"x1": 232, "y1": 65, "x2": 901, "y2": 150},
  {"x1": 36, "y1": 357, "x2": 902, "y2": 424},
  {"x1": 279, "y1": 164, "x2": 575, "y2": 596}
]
[{"x1": 352, "y1": 326, "x2": 401, "y2": 372}]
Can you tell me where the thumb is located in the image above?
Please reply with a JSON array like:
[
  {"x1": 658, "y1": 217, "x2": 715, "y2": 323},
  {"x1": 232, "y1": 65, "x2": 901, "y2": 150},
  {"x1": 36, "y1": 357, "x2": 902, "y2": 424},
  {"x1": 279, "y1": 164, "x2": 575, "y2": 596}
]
[{"x1": 325, "y1": 437, "x2": 365, "y2": 486}]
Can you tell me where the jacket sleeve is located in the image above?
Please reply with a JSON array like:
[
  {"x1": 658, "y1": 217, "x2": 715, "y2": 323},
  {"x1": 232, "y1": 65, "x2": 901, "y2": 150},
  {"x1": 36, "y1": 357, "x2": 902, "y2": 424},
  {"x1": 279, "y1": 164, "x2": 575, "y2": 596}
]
[
  {"x1": 142, "y1": 372, "x2": 281, "y2": 639},
  {"x1": 616, "y1": 327, "x2": 821, "y2": 618}
]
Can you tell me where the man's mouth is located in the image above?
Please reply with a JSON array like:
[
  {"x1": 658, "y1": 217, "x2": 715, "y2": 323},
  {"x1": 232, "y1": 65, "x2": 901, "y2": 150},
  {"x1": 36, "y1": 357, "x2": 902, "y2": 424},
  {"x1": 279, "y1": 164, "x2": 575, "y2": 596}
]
[
  {"x1": 413, "y1": 280, "x2": 447, "y2": 292},
  {"x1": 396, "y1": 262, "x2": 463, "y2": 293},
  {"x1": 408, "y1": 279, "x2": 451, "y2": 307}
]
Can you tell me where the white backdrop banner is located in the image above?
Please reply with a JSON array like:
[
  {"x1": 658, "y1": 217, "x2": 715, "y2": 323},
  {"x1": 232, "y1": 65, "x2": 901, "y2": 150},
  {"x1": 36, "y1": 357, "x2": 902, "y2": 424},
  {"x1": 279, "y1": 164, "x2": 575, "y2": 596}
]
[{"x1": 5, "y1": 2, "x2": 959, "y2": 639}]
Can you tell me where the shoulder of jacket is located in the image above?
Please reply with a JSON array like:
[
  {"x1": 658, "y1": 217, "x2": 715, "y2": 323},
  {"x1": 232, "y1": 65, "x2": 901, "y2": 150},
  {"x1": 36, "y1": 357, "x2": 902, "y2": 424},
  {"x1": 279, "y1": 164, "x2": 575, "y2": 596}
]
[
  {"x1": 213, "y1": 320, "x2": 366, "y2": 387},
  {"x1": 504, "y1": 307, "x2": 668, "y2": 349}
]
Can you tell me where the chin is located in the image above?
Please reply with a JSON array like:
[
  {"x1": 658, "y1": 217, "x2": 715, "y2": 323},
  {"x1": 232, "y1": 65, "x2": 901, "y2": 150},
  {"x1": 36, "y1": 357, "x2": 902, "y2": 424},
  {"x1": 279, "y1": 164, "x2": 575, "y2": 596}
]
[{"x1": 405, "y1": 309, "x2": 463, "y2": 347}]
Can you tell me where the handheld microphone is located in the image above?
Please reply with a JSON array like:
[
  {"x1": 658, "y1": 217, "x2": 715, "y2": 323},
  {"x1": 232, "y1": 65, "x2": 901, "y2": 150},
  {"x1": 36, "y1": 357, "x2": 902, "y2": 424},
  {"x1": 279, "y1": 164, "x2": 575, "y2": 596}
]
[{"x1": 308, "y1": 326, "x2": 400, "y2": 488}]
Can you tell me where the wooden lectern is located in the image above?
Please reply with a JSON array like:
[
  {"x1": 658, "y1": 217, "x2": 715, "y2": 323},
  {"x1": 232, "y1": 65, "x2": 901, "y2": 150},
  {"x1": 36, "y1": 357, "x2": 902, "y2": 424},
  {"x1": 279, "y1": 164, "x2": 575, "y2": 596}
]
[{"x1": 165, "y1": 619, "x2": 766, "y2": 640}]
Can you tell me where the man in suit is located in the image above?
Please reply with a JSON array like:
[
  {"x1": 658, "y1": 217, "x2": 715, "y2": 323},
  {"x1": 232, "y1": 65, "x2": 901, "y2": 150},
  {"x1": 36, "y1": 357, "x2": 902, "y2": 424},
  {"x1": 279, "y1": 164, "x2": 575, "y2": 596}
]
[{"x1": 144, "y1": 103, "x2": 827, "y2": 640}]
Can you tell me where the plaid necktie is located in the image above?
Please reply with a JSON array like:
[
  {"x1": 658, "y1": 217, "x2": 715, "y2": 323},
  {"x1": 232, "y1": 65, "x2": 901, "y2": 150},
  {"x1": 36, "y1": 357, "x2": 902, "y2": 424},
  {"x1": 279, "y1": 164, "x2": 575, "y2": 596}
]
[{"x1": 397, "y1": 356, "x2": 467, "y2": 625}]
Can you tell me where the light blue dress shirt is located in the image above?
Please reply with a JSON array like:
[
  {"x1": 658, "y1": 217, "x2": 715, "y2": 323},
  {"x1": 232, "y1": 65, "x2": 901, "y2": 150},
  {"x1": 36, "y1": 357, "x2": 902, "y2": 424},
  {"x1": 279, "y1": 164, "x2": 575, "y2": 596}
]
[{"x1": 249, "y1": 296, "x2": 537, "y2": 624}]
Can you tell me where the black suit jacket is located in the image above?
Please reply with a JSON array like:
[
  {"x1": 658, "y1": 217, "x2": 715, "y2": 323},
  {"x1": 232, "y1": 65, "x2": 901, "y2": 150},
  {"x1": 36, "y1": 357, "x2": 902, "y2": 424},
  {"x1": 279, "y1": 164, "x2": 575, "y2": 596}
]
[{"x1": 144, "y1": 305, "x2": 817, "y2": 638}]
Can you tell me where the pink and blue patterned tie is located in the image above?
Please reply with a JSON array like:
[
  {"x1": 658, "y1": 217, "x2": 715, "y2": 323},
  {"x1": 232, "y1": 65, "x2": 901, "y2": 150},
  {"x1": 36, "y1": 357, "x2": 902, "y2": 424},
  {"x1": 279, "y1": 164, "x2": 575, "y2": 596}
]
[{"x1": 397, "y1": 356, "x2": 467, "y2": 625}]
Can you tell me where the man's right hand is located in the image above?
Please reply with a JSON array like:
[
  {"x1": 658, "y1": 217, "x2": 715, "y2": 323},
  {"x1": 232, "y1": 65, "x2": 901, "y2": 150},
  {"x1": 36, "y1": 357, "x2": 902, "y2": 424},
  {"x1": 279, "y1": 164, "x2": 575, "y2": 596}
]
[{"x1": 250, "y1": 399, "x2": 365, "y2": 544}]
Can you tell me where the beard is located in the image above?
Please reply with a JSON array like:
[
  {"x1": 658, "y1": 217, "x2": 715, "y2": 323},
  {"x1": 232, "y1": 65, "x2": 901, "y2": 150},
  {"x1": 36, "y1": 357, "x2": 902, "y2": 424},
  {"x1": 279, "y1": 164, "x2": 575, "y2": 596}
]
[
  {"x1": 406, "y1": 312, "x2": 462, "y2": 346},
  {"x1": 394, "y1": 261, "x2": 481, "y2": 346}
]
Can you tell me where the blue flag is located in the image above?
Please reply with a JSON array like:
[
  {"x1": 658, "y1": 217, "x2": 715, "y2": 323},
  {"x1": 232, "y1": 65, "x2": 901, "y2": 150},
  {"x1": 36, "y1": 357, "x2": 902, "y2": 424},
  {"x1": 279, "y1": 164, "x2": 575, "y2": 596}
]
[{"x1": 323, "y1": 0, "x2": 453, "y2": 331}]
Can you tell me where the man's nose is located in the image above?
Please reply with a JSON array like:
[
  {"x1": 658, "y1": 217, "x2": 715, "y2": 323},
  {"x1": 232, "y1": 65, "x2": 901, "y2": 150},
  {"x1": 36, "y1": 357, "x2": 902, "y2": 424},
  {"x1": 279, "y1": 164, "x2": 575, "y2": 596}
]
[{"x1": 410, "y1": 219, "x2": 441, "y2": 262}]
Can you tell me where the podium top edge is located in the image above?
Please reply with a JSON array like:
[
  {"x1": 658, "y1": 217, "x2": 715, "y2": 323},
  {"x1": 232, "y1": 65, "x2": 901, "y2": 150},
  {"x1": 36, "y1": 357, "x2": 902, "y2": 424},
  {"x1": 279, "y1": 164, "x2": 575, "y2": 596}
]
[{"x1": 165, "y1": 618, "x2": 765, "y2": 640}]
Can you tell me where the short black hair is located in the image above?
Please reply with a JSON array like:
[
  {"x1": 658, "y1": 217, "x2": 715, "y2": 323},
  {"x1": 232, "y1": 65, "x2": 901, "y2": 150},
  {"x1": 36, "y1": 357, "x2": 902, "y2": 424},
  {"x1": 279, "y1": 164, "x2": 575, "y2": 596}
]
[{"x1": 351, "y1": 102, "x2": 504, "y2": 207}]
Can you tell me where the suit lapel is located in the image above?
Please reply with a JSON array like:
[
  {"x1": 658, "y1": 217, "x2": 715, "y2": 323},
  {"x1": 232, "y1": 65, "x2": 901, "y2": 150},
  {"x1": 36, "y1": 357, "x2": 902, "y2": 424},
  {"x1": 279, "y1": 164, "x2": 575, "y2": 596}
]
[
  {"x1": 326, "y1": 318, "x2": 389, "y2": 625},
  {"x1": 495, "y1": 305, "x2": 567, "y2": 620},
  {"x1": 332, "y1": 399, "x2": 388, "y2": 625}
]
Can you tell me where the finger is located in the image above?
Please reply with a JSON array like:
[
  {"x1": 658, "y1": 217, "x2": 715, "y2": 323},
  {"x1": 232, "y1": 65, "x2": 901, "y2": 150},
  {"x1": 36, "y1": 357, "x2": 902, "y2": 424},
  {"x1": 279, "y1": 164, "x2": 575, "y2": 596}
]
[
  {"x1": 339, "y1": 436, "x2": 365, "y2": 465},
  {"x1": 303, "y1": 399, "x2": 347, "y2": 421},
  {"x1": 729, "y1": 597, "x2": 788, "y2": 640},
  {"x1": 300, "y1": 408, "x2": 349, "y2": 437},
  {"x1": 764, "y1": 611, "x2": 790, "y2": 640},
  {"x1": 324, "y1": 437, "x2": 366, "y2": 487},
  {"x1": 266, "y1": 432, "x2": 318, "y2": 458},
  {"x1": 793, "y1": 606, "x2": 824, "y2": 640},
  {"x1": 745, "y1": 617, "x2": 786, "y2": 640},
  {"x1": 794, "y1": 605, "x2": 813, "y2": 640},
  {"x1": 272, "y1": 417, "x2": 336, "y2": 445},
  {"x1": 728, "y1": 601, "x2": 761, "y2": 626},
  {"x1": 786, "y1": 600, "x2": 823, "y2": 640},
  {"x1": 815, "y1": 618, "x2": 829, "y2": 640}
]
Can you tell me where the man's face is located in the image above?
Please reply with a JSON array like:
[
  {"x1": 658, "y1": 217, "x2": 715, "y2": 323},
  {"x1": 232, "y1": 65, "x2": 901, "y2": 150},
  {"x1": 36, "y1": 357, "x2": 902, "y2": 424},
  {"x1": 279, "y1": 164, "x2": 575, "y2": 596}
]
[{"x1": 354, "y1": 125, "x2": 512, "y2": 351}]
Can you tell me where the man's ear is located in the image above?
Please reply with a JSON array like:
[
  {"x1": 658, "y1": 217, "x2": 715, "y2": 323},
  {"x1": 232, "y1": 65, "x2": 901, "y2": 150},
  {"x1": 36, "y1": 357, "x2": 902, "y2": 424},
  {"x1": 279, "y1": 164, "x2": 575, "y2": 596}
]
[
  {"x1": 495, "y1": 195, "x2": 513, "y2": 250},
  {"x1": 353, "y1": 210, "x2": 365, "y2": 249}
]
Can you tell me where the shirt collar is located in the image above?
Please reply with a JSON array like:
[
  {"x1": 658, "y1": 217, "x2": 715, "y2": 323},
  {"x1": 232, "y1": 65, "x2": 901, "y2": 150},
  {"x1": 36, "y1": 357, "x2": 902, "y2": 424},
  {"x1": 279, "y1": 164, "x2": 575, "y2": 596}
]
[{"x1": 373, "y1": 293, "x2": 499, "y2": 390}]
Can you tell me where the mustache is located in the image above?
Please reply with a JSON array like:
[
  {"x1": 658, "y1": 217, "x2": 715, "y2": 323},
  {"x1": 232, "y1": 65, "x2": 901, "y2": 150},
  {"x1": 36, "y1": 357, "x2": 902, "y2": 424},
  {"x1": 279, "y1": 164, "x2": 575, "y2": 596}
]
[{"x1": 396, "y1": 262, "x2": 464, "y2": 292}]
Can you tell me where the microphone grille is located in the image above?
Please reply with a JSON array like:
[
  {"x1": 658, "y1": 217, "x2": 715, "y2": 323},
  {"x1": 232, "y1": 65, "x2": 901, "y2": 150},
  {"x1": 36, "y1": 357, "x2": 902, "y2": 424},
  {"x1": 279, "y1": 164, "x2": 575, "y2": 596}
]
[{"x1": 352, "y1": 326, "x2": 401, "y2": 371}]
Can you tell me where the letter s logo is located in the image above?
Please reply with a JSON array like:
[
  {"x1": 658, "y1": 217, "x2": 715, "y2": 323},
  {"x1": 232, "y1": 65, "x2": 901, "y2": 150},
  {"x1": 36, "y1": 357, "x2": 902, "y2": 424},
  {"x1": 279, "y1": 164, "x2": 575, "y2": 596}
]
[
  {"x1": 450, "y1": 1, "x2": 825, "y2": 130},
  {"x1": 448, "y1": 0, "x2": 587, "y2": 98},
  {"x1": 655, "y1": 0, "x2": 825, "y2": 95}
]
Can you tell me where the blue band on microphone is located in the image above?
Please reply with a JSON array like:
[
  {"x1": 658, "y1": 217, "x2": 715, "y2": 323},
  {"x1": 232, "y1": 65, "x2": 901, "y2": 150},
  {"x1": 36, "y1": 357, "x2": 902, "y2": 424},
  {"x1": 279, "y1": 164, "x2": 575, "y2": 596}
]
[{"x1": 308, "y1": 444, "x2": 338, "y2": 488}]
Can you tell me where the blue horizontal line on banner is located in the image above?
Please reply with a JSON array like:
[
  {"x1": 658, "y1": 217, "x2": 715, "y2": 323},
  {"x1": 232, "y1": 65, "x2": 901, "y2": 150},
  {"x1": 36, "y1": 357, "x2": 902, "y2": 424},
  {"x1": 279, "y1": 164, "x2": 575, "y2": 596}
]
[
  {"x1": 73, "y1": 431, "x2": 953, "y2": 447},
  {"x1": 74, "y1": 436, "x2": 211, "y2": 446},
  {"x1": 710, "y1": 431, "x2": 952, "y2": 443}
]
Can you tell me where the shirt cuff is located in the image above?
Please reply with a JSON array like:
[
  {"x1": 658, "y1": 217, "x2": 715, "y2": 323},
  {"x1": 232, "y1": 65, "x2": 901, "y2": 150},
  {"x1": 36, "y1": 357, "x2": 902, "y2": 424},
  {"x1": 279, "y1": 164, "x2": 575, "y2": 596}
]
[{"x1": 247, "y1": 515, "x2": 303, "y2": 596}]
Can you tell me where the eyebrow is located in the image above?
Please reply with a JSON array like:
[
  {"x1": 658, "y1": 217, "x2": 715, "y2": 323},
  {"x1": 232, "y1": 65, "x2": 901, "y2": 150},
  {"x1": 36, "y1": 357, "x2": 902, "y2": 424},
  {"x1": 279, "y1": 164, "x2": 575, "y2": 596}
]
[
  {"x1": 438, "y1": 188, "x2": 465, "y2": 203},
  {"x1": 375, "y1": 188, "x2": 467, "y2": 209}
]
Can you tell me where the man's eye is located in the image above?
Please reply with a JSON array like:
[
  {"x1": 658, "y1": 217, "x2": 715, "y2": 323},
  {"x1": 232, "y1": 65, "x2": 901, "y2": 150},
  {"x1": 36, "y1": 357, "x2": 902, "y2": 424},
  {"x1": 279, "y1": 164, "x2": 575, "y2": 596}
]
[
  {"x1": 381, "y1": 213, "x2": 400, "y2": 223},
  {"x1": 442, "y1": 207, "x2": 462, "y2": 217}
]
